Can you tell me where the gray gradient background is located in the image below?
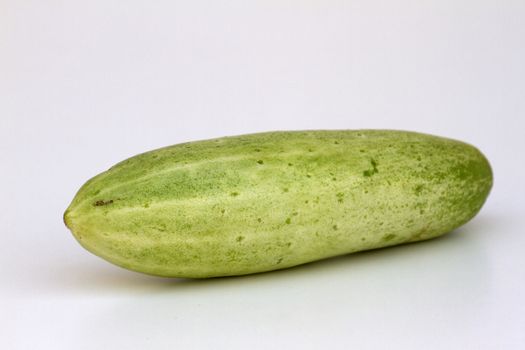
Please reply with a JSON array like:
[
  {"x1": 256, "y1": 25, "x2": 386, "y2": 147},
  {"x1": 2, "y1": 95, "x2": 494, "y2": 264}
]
[{"x1": 1, "y1": 1, "x2": 524, "y2": 349}]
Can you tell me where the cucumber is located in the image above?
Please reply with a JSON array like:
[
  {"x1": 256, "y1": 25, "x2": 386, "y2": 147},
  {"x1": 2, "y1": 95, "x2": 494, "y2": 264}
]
[{"x1": 64, "y1": 130, "x2": 492, "y2": 278}]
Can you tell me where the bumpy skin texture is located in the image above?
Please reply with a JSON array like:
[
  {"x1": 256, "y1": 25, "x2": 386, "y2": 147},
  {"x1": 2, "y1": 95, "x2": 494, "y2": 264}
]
[{"x1": 64, "y1": 130, "x2": 493, "y2": 278}]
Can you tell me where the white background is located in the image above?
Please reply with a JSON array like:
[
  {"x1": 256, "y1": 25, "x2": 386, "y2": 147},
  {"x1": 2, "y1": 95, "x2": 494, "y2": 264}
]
[{"x1": 2, "y1": 1, "x2": 524, "y2": 349}]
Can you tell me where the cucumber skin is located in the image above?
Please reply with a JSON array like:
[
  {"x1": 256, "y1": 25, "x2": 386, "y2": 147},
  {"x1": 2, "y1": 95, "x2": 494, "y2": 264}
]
[{"x1": 64, "y1": 130, "x2": 492, "y2": 278}]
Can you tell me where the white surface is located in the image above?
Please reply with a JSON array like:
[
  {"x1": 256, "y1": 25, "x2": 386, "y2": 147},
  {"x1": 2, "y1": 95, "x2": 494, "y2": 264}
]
[{"x1": 1, "y1": 1, "x2": 524, "y2": 349}]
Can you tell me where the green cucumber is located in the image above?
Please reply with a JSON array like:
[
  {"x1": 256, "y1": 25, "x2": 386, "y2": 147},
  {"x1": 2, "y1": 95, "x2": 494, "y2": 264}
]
[{"x1": 64, "y1": 130, "x2": 492, "y2": 278}]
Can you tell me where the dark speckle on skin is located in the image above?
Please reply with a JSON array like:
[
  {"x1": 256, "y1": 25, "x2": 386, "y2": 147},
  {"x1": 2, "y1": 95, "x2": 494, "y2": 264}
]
[
  {"x1": 333, "y1": 224, "x2": 338, "y2": 230},
  {"x1": 382, "y1": 234, "x2": 397, "y2": 242},
  {"x1": 230, "y1": 192, "x2": 239, "y2": 197},
  {"x1": 155, "y1": 223, "x2": 167, "y2": 232},
  {"x1": 414, "y1": 184, "x2": 424, "y2": 195},
  {"x1": 94, "y1": 199, "x2": 113, "y2": 206},
  {"x1": 285, "y1": 218, "x2": 291, "y2": 224},
  {"x1": 257, "y1": 160, "x2": 264, "y2": 165},
  {"x1": 363, "y1": 158, "x2": 379, "y2": 177},
  {"x1": 236, "y1": 236, "x2": 245, "y2": 242}
]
